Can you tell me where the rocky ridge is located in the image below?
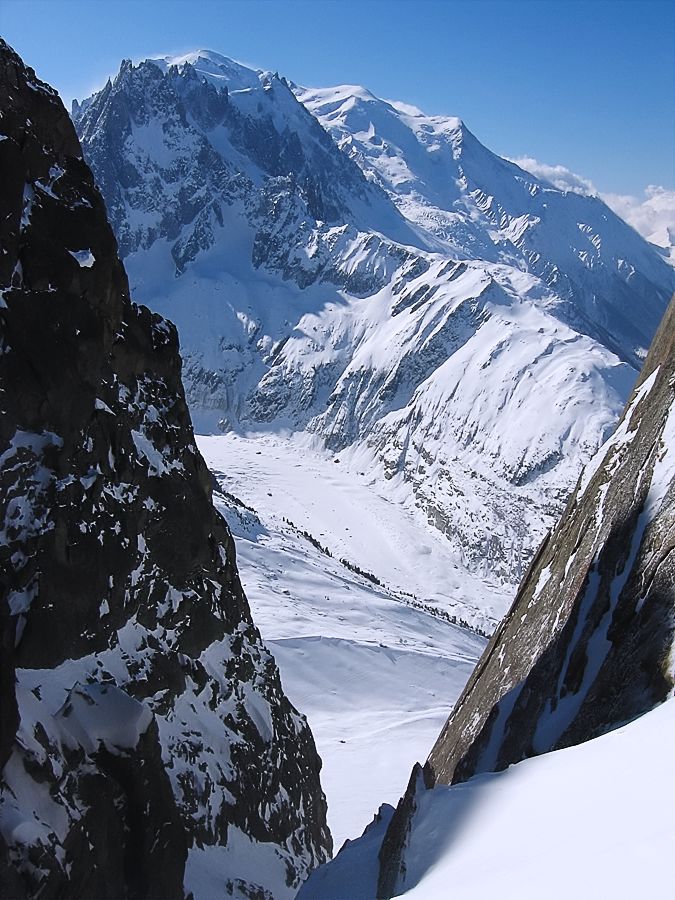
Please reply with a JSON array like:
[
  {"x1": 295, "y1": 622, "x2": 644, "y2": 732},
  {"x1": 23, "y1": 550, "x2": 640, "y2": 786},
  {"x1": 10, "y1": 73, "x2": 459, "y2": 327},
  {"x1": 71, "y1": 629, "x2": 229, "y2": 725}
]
[
  {"x1": 376, "y1": 290, "x2": 675, "y2": 897},
  {"x1": 0, "y1": 40, "x2": 330, "y2": 900}
]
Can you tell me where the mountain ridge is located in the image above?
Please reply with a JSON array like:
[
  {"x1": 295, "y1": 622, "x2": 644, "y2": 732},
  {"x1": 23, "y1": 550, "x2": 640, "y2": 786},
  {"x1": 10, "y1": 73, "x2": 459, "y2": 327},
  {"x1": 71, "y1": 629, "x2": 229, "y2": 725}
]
[
  {"x1": 72, "y1": 49, "x2": 675, "y2": 599},
  {"x1": 375, "y1": 288, "x2": 675, "y2": 897}
]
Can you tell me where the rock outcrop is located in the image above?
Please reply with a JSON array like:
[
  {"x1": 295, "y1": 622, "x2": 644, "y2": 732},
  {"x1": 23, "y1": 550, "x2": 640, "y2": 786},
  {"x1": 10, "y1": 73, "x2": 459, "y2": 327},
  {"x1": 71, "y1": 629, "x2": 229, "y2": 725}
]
[
  {"x1": 0, "y1": 40, "x2": 330, "y2": 899},
  {"x1": 378, "y1": 291, "x2": 675, "y2": 897}
]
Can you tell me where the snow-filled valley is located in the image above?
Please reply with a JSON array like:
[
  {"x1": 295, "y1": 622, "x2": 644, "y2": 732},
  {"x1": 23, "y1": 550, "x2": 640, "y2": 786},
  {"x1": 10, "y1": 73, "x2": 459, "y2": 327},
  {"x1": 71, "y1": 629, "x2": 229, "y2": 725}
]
[
  {"x1": 2, "y1": 29, "x2": 675, "y2": 900},
  {"x1": 200, "y1": 426, "x2": 675, "y2": 900},
  {"x1": 199, "y1": 432, "x2": 490, "y2": 849}
]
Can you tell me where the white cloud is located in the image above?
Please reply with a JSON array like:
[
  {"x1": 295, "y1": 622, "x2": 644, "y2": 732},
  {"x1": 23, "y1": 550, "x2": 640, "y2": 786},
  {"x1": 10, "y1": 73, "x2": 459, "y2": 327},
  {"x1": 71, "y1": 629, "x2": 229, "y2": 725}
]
[
  {"x1": 600, "y1": 186, "x2": 675, "y2": 252},
  {"x1": 507, "y1": 156, "x2": 597, "y2": 196},
  {"x1": 509, "y1": 155, "x2": 675, "y2": 255}
]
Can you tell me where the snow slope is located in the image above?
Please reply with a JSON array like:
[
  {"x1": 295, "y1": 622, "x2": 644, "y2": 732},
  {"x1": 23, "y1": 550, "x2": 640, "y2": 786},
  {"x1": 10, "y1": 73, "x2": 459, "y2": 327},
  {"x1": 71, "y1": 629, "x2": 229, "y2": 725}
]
[
  {"x1": 302, "y1": 695, "x2": 675, "y2": 899},
  {"x1": 198, "y1": 433, "x2": 488, "y2": 848}
]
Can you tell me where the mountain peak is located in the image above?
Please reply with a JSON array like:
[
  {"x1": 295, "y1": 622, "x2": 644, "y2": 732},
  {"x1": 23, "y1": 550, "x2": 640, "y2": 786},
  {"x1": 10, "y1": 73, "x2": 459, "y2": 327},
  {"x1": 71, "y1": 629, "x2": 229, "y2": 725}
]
[
  {"x1": 163, "y1": 48, "x2": 238, "y2": 66},
  {"x1": 296, "y1": 83, "x2": 464, "y2": 137},
  {"x1": 146, "y1": 48, "x2": 261, "y2": 92}
]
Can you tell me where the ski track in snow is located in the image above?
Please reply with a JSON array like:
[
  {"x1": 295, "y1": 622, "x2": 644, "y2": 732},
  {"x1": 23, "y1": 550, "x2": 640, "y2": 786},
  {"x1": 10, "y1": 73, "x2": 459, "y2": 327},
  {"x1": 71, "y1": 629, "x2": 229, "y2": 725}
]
[{"x1": 198, "y1": 433, "x2": 488, "y2": 849}]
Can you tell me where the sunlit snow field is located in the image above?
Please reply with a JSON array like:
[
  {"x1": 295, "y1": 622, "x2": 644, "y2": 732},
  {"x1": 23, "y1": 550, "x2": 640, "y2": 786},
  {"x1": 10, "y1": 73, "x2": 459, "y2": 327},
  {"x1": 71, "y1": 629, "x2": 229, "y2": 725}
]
[
  {"x1": 197, "y1": 432, "x2": 490, "y2": 848},
  {"x1": 200, "y1": 428, "x2": 675, "y2": 899},
  {"x1": 303, "y1": 695, "x2": 675, "y2": 899}
]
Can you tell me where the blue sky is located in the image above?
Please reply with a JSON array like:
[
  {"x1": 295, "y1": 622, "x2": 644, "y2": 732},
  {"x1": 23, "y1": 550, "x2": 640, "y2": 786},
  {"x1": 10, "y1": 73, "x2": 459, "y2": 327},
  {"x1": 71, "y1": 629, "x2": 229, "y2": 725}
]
[{"x1": 2, "y1": 0, "x2": 673, "y2": 194}]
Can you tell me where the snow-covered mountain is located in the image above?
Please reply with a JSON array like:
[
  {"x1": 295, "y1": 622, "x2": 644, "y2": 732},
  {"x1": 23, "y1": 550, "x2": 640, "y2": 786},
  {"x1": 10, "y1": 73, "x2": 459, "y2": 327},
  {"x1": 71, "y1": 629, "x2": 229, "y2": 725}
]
[
  {"x1": 299, "y1": 82, "x2": 669, "y2": 364},
  {"x1": 73, "y1": 50, "x2": 675, "y2": 595}
]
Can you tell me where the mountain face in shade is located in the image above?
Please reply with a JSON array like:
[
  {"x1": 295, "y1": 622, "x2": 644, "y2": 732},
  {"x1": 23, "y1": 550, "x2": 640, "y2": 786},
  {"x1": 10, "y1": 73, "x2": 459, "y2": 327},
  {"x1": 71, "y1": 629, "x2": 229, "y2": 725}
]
[
  {"x1": 376, "y1": 291, "x2": 675, "y2": 897},
  {"x1": 0, "y1": 40, "x2": 330, "y2": 900},
  {"x1": 72, "y1": 51, "x2": 675, "y2": 602}
]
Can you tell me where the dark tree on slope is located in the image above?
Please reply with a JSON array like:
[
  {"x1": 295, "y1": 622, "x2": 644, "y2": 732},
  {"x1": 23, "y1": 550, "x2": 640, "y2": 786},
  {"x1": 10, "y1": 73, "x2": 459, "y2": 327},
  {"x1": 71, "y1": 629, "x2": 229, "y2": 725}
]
[
  {"x1": 378, "y1": 290, "x2": 675, "y2": 897},
  {"x1": 0, "y1": 40, "x2": 330, "y2": 899}
]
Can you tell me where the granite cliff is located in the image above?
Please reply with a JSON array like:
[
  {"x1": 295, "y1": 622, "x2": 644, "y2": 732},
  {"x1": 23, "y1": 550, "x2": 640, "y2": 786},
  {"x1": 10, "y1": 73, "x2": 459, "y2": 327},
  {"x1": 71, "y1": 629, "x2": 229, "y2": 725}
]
[
  {"x1": 377, "y1": 289, "x2": 675, "y2": 896},
  {"x1": 0, "y1": 40, "x2": 330, "y2": 900}
]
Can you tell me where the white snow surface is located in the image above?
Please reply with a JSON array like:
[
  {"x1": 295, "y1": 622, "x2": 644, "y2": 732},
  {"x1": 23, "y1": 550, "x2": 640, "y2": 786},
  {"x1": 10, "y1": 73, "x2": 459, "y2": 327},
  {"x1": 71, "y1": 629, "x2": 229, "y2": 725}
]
[
  {"x1": 199, "y1": 433, "x2": 488, "y2": 850},
  {"x1": 186, "y1": 829, "x2": 293, "y2": 900},
  {"x1": 70, "y1": 54, "x2": 675, "y2": 895},
  {"x1": 67, "y1": 248, "x2": 95, "y2": 268},
  {"x1": 303, "y1": 696, "x2": 675, "y2": 899}
]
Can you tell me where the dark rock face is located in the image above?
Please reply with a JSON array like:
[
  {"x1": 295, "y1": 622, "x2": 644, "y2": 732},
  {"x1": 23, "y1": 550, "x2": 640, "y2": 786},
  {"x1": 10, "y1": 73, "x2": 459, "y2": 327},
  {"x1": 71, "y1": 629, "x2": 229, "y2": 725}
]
[
  {"x1": 0, "y1": 40, "x2": 330, "y2": 898},
  {"x1": 378, "y1": 292, "x2": 675, "y2": 897}
]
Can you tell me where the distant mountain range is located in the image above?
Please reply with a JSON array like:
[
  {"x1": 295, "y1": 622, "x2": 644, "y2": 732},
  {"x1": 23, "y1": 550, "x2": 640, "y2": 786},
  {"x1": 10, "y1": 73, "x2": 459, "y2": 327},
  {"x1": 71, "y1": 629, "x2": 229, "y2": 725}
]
[{"x1": 73, "y1": 50, "x2": 675, "y2": 593}]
